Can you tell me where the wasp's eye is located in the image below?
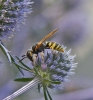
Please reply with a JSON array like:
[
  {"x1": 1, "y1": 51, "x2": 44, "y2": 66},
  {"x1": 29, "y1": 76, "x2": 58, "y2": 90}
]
[{"x1": 27, "y1": 50, "x2": 31, "y2": 55}]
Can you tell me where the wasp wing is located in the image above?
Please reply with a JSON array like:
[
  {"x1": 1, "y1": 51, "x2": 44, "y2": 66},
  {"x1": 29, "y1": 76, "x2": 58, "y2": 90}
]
[{"x1": 36, "y1": 28, "x2": 59, "y2": 50}]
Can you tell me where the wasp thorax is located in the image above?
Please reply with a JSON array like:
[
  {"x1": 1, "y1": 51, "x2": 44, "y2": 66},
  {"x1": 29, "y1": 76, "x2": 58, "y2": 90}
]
[{"x1": 32, "y1": 43, "x2": 45, "y2": 54}]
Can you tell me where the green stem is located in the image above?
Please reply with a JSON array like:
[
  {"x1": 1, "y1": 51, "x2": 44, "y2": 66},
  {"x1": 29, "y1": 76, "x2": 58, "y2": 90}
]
[
  {"x1": 46, "y1": 88, "x2": 52, "y2": 100},
  {"x1": 43, "y1": 84, "x2": 48, "y2": 100}
]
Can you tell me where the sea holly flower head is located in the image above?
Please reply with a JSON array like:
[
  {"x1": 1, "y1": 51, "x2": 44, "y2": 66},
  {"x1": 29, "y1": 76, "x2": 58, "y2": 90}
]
[
  {"x1": 0, "y1": 0, "x2": 33, "y2": 40},
  {"x1": 31, "y1": 48, "x2": 77, "y2": 90}
]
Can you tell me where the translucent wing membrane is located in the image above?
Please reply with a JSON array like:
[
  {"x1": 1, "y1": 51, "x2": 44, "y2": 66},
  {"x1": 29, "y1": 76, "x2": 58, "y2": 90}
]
[{"x1": 36, "y1": 28, "x2": 59, "y2": 50}]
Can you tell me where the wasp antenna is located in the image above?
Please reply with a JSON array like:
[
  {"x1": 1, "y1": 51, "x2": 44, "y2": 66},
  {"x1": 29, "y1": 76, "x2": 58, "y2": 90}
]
[
  {"x1": 21, "y1": 55, "x2": 26, "y2": 57},
  {"x1": 38, "y1": 28, "x2": 59, "y2": 47},
  {"x1": 19, "y1": 56, "x2": 27, "y2": 62}
]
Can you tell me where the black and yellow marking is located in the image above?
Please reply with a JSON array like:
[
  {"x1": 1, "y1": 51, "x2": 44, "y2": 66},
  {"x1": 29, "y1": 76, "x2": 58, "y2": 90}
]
[
  {"x1": 49, "y1": 42, "x2": 52, "y2": 47},
  {"x1": 45, "y1": 41, "x2": 64, "y2": 52},
  {"x1": 50, "y1": 42, "x2": 56, "y2": 49}
]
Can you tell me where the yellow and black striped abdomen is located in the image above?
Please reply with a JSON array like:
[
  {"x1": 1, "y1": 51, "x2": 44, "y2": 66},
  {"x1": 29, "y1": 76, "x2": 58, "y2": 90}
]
[{"x1": 45, "y1": 41, "x2": 64, "y2": 52}]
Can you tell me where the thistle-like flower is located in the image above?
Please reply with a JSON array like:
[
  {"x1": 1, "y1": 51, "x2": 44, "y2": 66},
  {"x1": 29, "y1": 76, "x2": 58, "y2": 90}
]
[
  {"x1": 32, "y1": 49, "x2": 77, "y2": 90},
  {"x1": 3, "y1": 47, "x2": 77, "y2": 100},
  {"x1": 0, "y1": 0, "x2": 33, "y2": 40}
]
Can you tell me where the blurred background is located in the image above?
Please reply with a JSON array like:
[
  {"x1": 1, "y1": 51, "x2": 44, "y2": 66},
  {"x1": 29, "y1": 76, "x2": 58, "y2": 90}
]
[{"x1": 0, "y1": 0, "x2": 93, "y2": 100}]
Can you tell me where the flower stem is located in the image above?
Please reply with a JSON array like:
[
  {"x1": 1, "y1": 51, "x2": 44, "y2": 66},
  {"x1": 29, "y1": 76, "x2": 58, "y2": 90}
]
[
  {"x1": 3, "y1": 77, "x2": 40, "y2": 100},
  {"x1": 43, "y1": 84, "x2": 48, "y2": 100}
]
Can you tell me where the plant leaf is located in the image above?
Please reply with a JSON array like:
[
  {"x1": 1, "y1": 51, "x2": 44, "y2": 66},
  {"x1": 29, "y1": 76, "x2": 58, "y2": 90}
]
[
  {"x1": 43, "y1": 85, "x2": 48, "y2": 100},
  {"x1": 16, "y1": 56, "x2": 32, "y2": 70},
  {"x1": 13, "y1": 62, "x2": 25, "y2": 76},
  {"x1": 0, "y1": 42, "x2": 11, "y2": 63},
  {"x1": 46, "y1": 88, "x2": 52, "y2": 100},
  {"x1": 44, "y1": 79, "x2": 61, "y2": 84},
  {"x1": 14, "y1": 77, "x2": 34, "y2": 82},
  {"x1": 9, "y1": 55, "x2": 24, "y2": 75},
  {"x1": 14, "y1": 61, "x2": 33, "y2": 73}
]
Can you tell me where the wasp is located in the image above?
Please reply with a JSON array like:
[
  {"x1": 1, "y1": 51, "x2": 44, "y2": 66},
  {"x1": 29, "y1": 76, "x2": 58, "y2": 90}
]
[{"x1": 21, "y1": 28, "x2": 64, "y2": 62}]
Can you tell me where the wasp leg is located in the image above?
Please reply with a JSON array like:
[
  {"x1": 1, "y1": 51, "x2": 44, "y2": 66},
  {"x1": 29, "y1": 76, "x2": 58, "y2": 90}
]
[
  {"x1": 40, "y1": 51, "x2": 44, "y2": 62},
  {"x1": 31, "y1": 54, "x2": 37, "y2": 65}
]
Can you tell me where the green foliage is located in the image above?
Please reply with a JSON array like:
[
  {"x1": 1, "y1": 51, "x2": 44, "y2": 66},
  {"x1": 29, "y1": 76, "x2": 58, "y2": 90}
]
[
  {"x1": 14, "y1": 77, "x2": 34, "y2": 82},
  {"x1": 0, "y1": 41, "x2": 11, "y2": 63}
]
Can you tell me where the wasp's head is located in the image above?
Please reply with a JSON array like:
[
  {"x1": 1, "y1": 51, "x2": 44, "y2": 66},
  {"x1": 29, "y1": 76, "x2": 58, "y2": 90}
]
[{"x1": 26, "y1": 50, "x2": 33, "y2": 61}]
